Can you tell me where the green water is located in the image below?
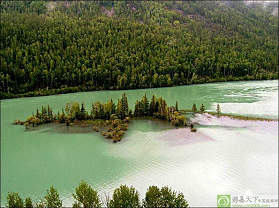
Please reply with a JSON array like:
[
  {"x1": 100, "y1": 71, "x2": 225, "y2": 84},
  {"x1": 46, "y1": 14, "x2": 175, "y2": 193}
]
[{"x1": 1, "y1": 80, "x2": 278, "y2": 206}]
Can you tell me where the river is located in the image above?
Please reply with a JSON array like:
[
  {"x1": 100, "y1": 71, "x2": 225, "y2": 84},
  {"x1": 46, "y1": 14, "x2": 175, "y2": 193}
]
[{"x1": 1, "y1": 80, "x2": 278, "y2": 206}]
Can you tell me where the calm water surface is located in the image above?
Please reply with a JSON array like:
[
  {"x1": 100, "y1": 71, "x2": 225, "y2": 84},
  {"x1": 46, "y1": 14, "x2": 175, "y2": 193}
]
[{"x1": 1, "y1": 80, "x2": 278, "y2": 206}]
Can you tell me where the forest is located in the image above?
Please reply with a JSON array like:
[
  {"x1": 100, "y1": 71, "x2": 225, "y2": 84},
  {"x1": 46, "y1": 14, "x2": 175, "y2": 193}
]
[{"x1": 0, "y1": 1, "x2": 278, "y2": 99}]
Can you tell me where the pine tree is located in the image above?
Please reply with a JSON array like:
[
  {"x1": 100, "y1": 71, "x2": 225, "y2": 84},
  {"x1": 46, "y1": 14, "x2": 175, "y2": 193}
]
[
  {"x1": 175, "y1": 101, "x2": 179, "y2": 111},
  {"x1": 41, "y1": 106, "x2": 47, "y2": 122},
  {"x1": 107, "y1": 99, "x2": 116, "y2": 116},
  {"x1": 157, "y1": 97, "x2": 167, "y2": 118},
  {"x1": 200, "y1": 104, "x2": 205, "y2": 113},
  {"x1": 80, "y1": 103, "x2": 86, "y2": 120},
  {"x1": 134, "y1": 100, "x2": 140, "y2": 117},
  {"x1": 36, "y1": 108, "x2": 40, "y2": 118},
  {"x1": 111, "y1": 99, "x2": 116, "y2": 114},
  {"x1": 216, "y1": 104, "x2": 221, "y2": 115},
  {"x1": 149, "y1": 95, "x2": 157, "y2": 116},
  {"x1": 57, "y1": 111, "x2": 60, "y2": 120},
  {"x1": 47, "y1": 105, "x2": 53, "y2": 120},
  {"x1": 123, "y1": 94, "x2": 129, "y2": 116},
  {"x1": 99, "y1": 104, "x2": 105, "y2": 119},
  {"x1": 141, "y1": 94, "x2": 149, "y2": 116},
  {"x1": 59, "y1": 109, "x2": 65, "y2": 123},
  {"x1": 192, "y1": 104, "x2": 197, "y2": 112},
  {"x1": 41, "y1": 106, "x2": 47, "y2": 116},
  {"x1": 118, "y1": 93, "x2": 128, "y2": 119},
  {"x1": 116, "y1": 99, "x2": 122, "y2": 118}
]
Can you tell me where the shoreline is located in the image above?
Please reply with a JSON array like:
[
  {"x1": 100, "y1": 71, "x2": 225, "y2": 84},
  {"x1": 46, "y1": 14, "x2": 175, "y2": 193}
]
[{"x1": 1, "y1": 78, "x2": 277, "y2": 101}]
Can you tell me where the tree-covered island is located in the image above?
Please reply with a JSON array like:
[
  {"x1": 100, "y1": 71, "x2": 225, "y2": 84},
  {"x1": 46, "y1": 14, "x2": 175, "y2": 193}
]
[{"x1": 14, "y1": 94, "x2": 188, "y2": 143}]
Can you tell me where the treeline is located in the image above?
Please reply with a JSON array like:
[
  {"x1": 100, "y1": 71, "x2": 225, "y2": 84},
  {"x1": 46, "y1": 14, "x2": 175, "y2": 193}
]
[
  {"x1": 15, "y1": 94, "x2": 186, "y2": 142},
  {"x1": 1, "y1": 1, "x2": 277, "y2": 99},
  {"x1": 6, "y1": 181, "x2": 189, "y2": 208}
]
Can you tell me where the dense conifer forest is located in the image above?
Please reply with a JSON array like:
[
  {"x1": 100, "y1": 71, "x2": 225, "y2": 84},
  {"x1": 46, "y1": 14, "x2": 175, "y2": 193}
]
[{"x1": 0, "y1": 1, "x2": 278, "y2": 99}]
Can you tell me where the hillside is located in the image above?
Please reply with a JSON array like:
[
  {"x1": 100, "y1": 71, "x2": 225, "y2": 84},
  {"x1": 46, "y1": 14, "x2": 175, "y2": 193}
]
[{"x1": 0, "y1": 1, "x2": 278, "y2": 99}]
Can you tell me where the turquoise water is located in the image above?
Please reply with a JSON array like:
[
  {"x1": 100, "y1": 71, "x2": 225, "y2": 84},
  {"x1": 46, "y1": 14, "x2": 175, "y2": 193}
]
[{"x1": 1, "y1": 80, "x2": 278, "y2": 206}]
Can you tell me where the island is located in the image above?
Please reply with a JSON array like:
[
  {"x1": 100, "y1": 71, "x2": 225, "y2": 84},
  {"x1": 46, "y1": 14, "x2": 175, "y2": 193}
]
[{"x1": 14, "y1": 94, "x2": 188, "y2": 143}]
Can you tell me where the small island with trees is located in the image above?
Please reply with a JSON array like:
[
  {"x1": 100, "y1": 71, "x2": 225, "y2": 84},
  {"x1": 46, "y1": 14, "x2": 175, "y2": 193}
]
[
  {"x1": 14, "y1": 94, "x2": 276, "y2": 143},
  {"x1": 14, "y1": 94, "x2": 190, "y2": 143}
]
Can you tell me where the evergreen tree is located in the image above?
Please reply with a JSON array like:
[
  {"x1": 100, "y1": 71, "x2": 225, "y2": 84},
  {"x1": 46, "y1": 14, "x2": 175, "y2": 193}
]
[
  {"x1": 175, "y1": 101, "x2": 179, "y2": 111},
  {"x1": 59, "y1": 109, "x2": 66, "y2": 123},
  {"x1": 118, "y1": 93, "x2": 129, "y2": 119},
  {"x1": 134, "y1": 100, "x2": 140, "y2": 117},
  {"x1": 216, "y1": 104, "x2": 221, "y2": 115},
  {"x1": 80, "y1": 103, "x2": 86, "y2": 120},
  {"x1": 192, "y1": 104, "x2": 197, "y2": 112},
  {"x1": 47, "y1": 105, "x2": 53, "y2": 120},
  {"x1": 99, "y1": 104, "x2": 105, "y2": 119},
  {"x1": 41, "y1": 106, "x2": 47, "y2": 120},
  {"x1": 149, "y1": 95, "x2": 157, "y2": 116},
  {"x1": 200, "y1": 104, "x2": 205, "y2": 113},
  {"x1": 36, "y1": 108, "x2": 40, "y2": 118},
  {"x1": 111, "y1": 99, "x2": 116, "y2": 115},
  {"x1": 141, "y1": 94, "x2": 149, "y2": 116},
  {"x1": 116, "y1": 99, "x2": 121, "y2": 118}
]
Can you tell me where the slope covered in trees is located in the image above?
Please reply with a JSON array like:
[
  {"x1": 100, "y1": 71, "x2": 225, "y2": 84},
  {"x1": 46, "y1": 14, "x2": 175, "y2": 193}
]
[{"x1": 0, "y1": 1, "x2": 277, "y2": 99}]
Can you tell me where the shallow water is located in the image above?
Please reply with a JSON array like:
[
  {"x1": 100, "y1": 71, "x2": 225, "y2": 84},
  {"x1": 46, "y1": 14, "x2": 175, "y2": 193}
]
[{"x1": 1, "y1": 80, "x2": 278, "y2": 206}]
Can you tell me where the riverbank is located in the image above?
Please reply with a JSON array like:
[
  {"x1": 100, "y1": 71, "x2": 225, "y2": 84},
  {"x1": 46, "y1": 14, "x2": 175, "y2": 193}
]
[{"x1": 1, "y1": 77, "x2": 277, "y2": 100}]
